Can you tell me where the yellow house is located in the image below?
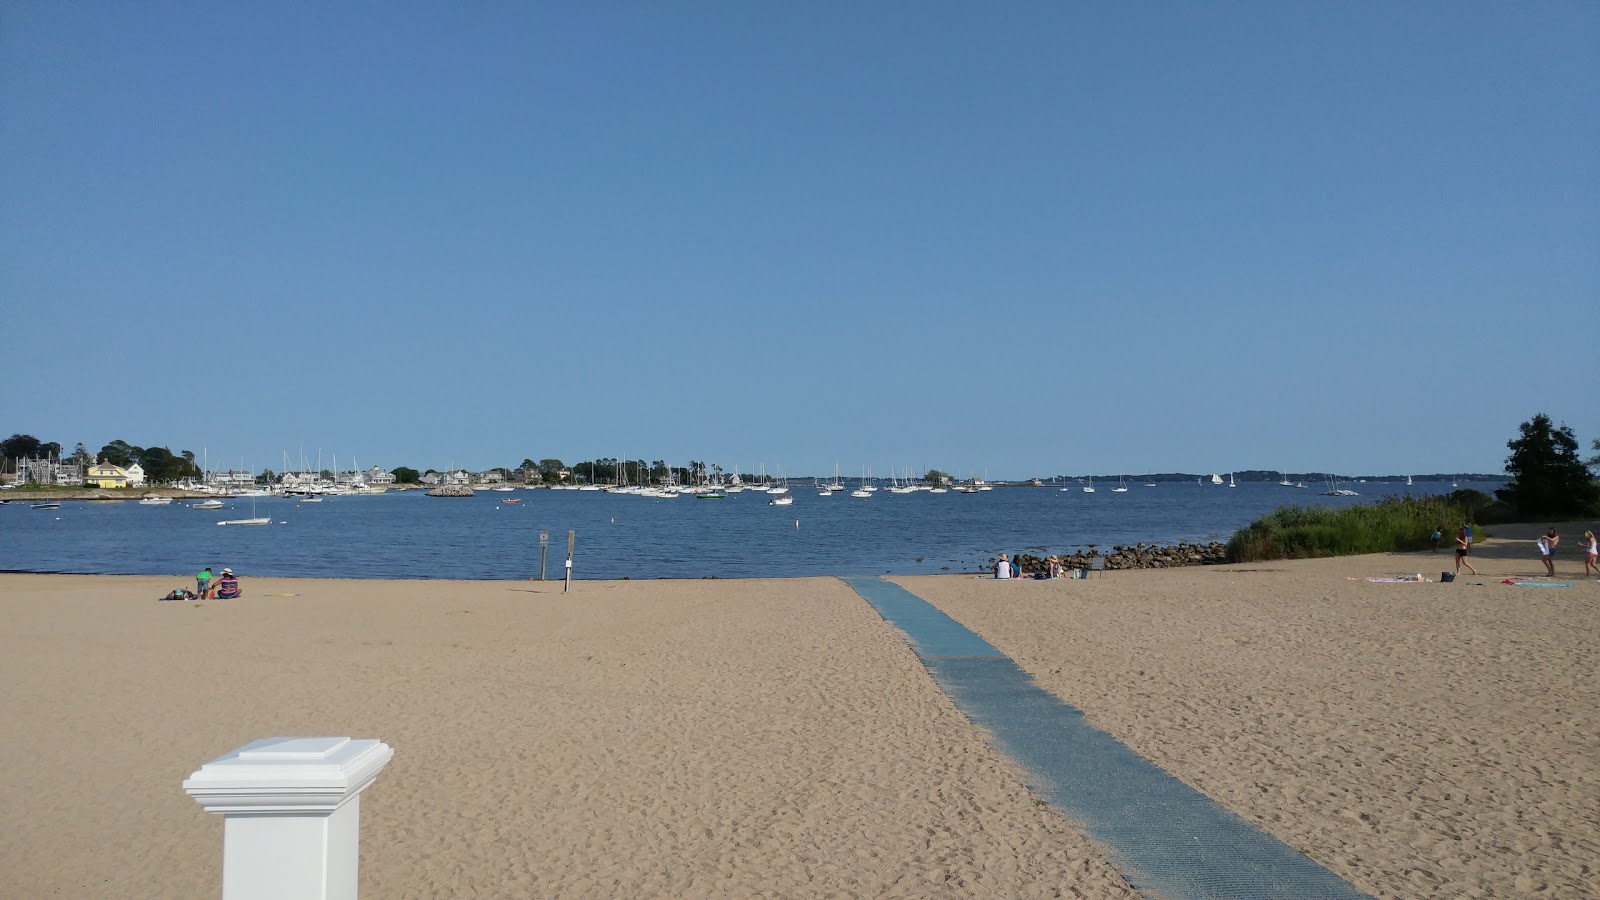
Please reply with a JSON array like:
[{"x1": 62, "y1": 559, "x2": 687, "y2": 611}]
[{"x1": 86, "y1": 460, "x2": 129, "y2": 489}]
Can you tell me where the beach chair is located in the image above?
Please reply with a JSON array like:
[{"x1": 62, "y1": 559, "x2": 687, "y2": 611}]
[{"x1": 1083, "y1": 557, "x2": 1107, "y2": 578}]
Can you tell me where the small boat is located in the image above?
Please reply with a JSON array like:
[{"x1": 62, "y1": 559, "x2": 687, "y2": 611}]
[
  {"x1": 1082, "y1": 477, "x2": 1095, "y2": 494},
  {"x1": 493, "y1": 485, "x2": 516, "y2": 492},
  {"x1": 219, "y1": 497, "x2": 269, "y2": 524},
  {"x1": 768, "y1": 492, "x2": 793, "y2": 506},
  {"x1": 695, "y1": 491, "x2": 726, "y2": 499},
  {"x1": 501, "y1": 498, "x2": 520, "y2": 504},
  {"x1": 192, "y1": 499, "x2": 224, "y2": 510},
  {"x1": 1228, "y1": 473, "x2": 1237, "y2": 488},
  {"x1": 32, "y1": 502, "x2": 61, "y2": 510},
  {"x1": 138, "y1": 495, "x2": 172, "y2": 505}
]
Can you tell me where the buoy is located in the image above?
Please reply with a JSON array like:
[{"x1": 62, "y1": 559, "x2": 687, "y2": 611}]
[{"x1": 795, "y1": 519, "x2": 800, "y2": 529}]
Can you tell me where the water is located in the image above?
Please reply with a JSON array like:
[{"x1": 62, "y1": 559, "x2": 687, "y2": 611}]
[{"x1": 0, "y1": 481, "x2": 1491, "y2": 581}]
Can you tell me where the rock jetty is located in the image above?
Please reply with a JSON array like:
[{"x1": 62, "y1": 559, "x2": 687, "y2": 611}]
[
  {"x1": 425, "y1": 485, "x2": 476, "y2": 497},
  {"x1": 1010, "y1": 541, "x2": 1228, "y2": 574}
]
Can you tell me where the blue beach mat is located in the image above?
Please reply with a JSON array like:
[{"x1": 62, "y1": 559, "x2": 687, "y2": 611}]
[{"x1": 842, "y1": 576, "x2": 1371, "y2": 900}]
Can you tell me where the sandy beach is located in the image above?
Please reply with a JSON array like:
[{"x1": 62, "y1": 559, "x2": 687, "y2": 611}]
[{"x1": 1, "y1": 527, "x2": 1595, "y2": 898}]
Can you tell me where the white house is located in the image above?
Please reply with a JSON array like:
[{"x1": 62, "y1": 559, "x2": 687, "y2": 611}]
[{"x1": 125, "y1": 462, "x2": 146, "y2": 487}]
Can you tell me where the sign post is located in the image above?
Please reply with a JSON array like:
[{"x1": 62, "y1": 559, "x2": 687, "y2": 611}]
[
  {"x1": 564, "y1": 530, "x2": 575, "y2": 593},
  {"x1": 538, "y1": 530, "x2": 549, "y2": 581}
]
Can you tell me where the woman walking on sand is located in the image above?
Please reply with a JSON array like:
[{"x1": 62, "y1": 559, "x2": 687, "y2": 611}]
[
  {"x1": 1454, "y1": 526, "x2": 1477, "y2": 576},
  {"x1": 1582, "y1": 530, "x2": 1597, "y2": 577},
  {"x1": 1537, "y1": 527, "x2": 1560, "y2": 577}
]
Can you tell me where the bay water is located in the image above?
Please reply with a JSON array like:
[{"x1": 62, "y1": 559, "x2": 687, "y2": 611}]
[{"x1": 0, "y1": 480, "x2": 1491, "y2": 581}]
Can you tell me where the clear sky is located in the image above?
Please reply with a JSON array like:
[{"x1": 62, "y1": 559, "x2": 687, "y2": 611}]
[{"x1": 3, "y1": 3, "x2": 1596, "y2": 479}]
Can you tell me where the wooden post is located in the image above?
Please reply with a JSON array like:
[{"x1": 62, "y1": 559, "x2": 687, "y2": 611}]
[
  {"x1": 538, "y1": 530, "x2": 549, "y2": 581},
  {"x1": 183, "y1": 737, "x2": 393, "y2": 900},
  {"x1": 564, "y1": 530, "x2": 574, "y2": 593}
]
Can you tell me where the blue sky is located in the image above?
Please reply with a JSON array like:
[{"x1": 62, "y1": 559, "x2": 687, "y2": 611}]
[{"x1": 3, "y1": 3, "x2": 1596, "y2": 479}]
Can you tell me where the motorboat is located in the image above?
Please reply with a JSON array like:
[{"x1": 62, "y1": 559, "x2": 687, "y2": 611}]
[
  {"x1": 192, "y1": 499, "x2": 224, "y2": 510},
  {"x1": 501, "y1": 498, "x2": 520, "y2": 504},
  {"x1": 32, "y1": 502, "x2": 61, "y2": 510},
  {"x1": 138, "y1": 495, "x2": 172, "y2": 505},
  {"x1": 768, "y1": 492, "x2": 793, "y2": 506}
]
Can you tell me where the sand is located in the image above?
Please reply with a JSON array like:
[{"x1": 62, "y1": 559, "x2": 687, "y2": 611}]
[
  {"x1": 898, "y1": 528, "x2": 1599, "y2": 898},
  {"x1": 2, "y1": 527, "x2": 1595, "y2": 898},
  {"x1": 0, "y1": 574, "x2": 1134, "y2": 899}
]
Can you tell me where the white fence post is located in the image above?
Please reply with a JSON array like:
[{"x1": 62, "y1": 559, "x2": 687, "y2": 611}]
[{"x1": 183, "y1": 737, "x2": 393, "y2": 900}]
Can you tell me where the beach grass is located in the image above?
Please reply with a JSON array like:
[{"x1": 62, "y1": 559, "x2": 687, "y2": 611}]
[{"x1": 1226, "y1": 495, "x2": 1481, "y2": 562}]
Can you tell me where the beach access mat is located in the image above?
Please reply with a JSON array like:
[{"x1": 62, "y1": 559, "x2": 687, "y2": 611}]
[{"x1": 842, "y1": 576, "x2": 1372, "y2": 900}]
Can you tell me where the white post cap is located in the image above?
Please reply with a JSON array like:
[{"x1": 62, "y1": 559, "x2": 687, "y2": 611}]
[{"x1": 183, "y1": 737, "x2": 393, "y2": 815}]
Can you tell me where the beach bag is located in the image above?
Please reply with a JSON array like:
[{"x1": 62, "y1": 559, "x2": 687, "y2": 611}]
[{"x1": 1440, "y1": 572, "x2": 1455, "y2": 583}]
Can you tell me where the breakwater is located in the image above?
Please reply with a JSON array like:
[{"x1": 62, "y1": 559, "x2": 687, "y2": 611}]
[{"x1": 1010, "y1": 541, "x2": 1229, "y2": 574}]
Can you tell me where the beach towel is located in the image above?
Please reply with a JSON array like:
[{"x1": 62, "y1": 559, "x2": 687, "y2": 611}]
[{"x1": 1503, "y1": 580, "x2": 1574, "y2": 588}]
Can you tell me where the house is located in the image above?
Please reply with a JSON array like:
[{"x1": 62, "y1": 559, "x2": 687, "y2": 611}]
[
  {"x1": 86, "y1": 460, "x2": 130, "y2": 489},
  {"x1": 125, "y1": 462, "x2": 146, "y2": 487},
  {"x1": 364, "y1": 466, "x2": 396, "y2": 485}
]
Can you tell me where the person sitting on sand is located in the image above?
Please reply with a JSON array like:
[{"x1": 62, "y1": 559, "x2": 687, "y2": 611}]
[
  {"x1": 161, "y1": 587, "x2": 196, "y2": 602},
  {"x1": 1047, "y1": 557, "x2": 1063, "y2": 579},
  {"x1": 995, "y1": 553, "x2": 1011, "y2": 579},
  {"x1": 1454, "y1": 527, "x2": 1477, "y2": 576},
  {"x1": 213, "y1": 568, "x2": 241, "y2": 599}
]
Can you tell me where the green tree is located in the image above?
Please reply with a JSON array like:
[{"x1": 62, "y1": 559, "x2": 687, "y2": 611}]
[
  {"x1": 537, "y1": 459, "x2": 566, "y2": 484},
  {"x1": 98, "y1": 440, "x2": 142, "y2": 468},
  {"x1": 1588, "y1": 437, "x2": 1599, "y2": 474},
  {"x1": 258, "y1": 468, "x2": 277, "y2": 484},
  {"x1": 1496, "y1": 413, "x2": 1599, "y2": 518},
  {"x1": 392, "y1": 466, "x2": 421, "y2": 484},
  {"x1": 39, "y1": 441, "x2": 62, "y2": 459},
  {"x1": 924, "y1": 469, "x2": 951, "y2": 485},
  {"x1": 68, "y1": 443, "x2": 94, "y2": 468},
  {"x1": 137, "y1": 447, "x2": 186, "y2": 484},
  {"x1": 1, "y1": 434, "x2": 42, "y2": 473}
]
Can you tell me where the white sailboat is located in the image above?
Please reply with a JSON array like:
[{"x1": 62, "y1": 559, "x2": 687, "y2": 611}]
[
  {"x1": 1210, "y1": 473, "x2": 1224, "y2": 485},
  {"x1": 1082, "y1": 477, "x2": 1096, "y2": 493},
  {"x1": 1228, "y1": 473, "x2": 1237, "y2": 488},
  {"x1": 1111, "y1": 476, "x2": 1129, "y2": 493},
  {"x1": 218, "y1": 496, "x2": 270, "y2": 526}
]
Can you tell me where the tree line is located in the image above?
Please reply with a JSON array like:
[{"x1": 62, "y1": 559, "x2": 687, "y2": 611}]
[
  {"x1": 1, "y1": 434, "x2": 203, "y2": 485},
  {"x1": 7, "y1": 416, "x2": 1594, "y2": 515}
]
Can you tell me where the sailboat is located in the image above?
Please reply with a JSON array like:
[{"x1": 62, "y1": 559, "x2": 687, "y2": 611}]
[
  {"x1": 218, "y1": 495, "x2": 270, "y2": 526},
  {"x1": 1279, "y1": 472, "x2": 1294, "y2": 486},
  {"x1": 1210, "y1": 473, "x2": 1224, "y2": 485},
  {"x1": 1111, "y1": 476, "x2": 1129, "y2": 493},
  {"x1": 1082, "y1": 477, "x2": 1096, "y2": 493},
  {"x1": 1228, "y1": 473, "x2": 1237, "y2": 488},
  {"x1": 1405, "y1": 474, "x2": 1414, "y2": 487}
]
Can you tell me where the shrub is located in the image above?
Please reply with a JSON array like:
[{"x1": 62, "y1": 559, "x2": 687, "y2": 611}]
[{"x1": 1226, "y1": 495, "x2": 1481, "y2": 562}]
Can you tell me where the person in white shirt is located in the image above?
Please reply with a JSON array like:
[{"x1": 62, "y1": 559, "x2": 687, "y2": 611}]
[
  {"x1": 994, "y1": 553, "x2": 1011, "y2": 579},
  {"x1": 1583, "y1": 530, "x2": 1598, "y2": 577}
]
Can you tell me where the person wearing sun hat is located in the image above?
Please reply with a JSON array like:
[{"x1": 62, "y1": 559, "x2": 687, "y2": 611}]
[{"x1": 214, "y1": 567, "x2": 242, "y2": 599}]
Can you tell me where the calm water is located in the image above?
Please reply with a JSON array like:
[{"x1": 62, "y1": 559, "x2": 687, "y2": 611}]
[{"x1": 0, "y1": 481, "x2": 1491, "y2": 581}]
